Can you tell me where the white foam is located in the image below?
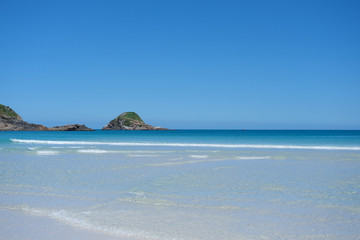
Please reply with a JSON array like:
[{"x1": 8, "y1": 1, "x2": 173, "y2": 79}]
[
  {"x1": 189, "y1": 155, "x2": 208, "y2": 159},
  {"x1": 78, "y1": 149, "x2": 161, "y2": 155},
  {"x1": 10, "y1": 139, "x2": 360, "y2": 151},
  {"x1": 129, "y1": 191, "x2": 145, "y2": 197},
  {"x1": 10, "y1": 205, "x2": 162, "y2": 240},
  {"x1": 36, "y1": 150, "x2": 59, "y2": 155},
  {"x1": 51, "y1": 146, "x2": 84, "y2": 149}
]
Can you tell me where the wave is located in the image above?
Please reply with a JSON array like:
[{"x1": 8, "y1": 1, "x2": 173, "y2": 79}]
[
  {"x1": 36, "y1": 150, "x2": 59, "y2": 155},
  {"x1": 6, "y1": 205, "x2": 157, "y2": 240},
  {"x1": 189, "y1": 155, "x2": 208, "y2": 158},
  {"x1": 10, "y1": 139, "x2": 360, "y2": 151},
  {"x1": 77, "y1": 149, "x2": 162, "y2": 155},
  {"x1": 78, "y1": 149, "x2": 114, "y2": 154},
  {"x1": 51, "y1": 146, "x2": 84, "y2": 149}
]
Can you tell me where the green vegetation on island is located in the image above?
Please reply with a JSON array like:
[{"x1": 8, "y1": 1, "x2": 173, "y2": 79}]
[
  {"x1": 103, "y1": 112, "x2": 168, "y2": 130},
  {"x1": 0, "y1": 104, "x2": 47, "y2": 131},
  {"x1": 1, "y1": 104, "x2": 167, "y2": 131},
  {"x1": 0, "y1": 104, "x2": 93, "y2": 131},
  {"x1": 0, "y1": 104, "x2": 22, "y2": 120},
  {"x1": 115, "y1": 112, "x2": 144, "y2": 127}
]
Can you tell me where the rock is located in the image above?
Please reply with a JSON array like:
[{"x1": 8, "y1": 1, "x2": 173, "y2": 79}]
[
  {"x1": 102, "y1": 112, "x2": 168, "y2": 130},
  {"x1": 0, "y1": 104, "x2": 94, "y2": 131},
  {"x1": 48, "y1": 124, "x2": 94, "y2": 131},
  {"x1": 0, "y1": 104, "x2": 22, "y2": 121},
  {"x1": 0, "y1": 104, "x2": 48, "y2": 131},
  {"x1": 0, "y1": 119, "x2": 48, "y2": 131}
]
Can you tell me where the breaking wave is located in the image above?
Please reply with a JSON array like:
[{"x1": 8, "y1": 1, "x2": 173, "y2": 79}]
[
  {"x1": 36, "y1": 150, "x2": 59, "y2": 155},
  {"x1": 189, "y1": 155, "x2": 208, "y2": 158},
  {"x1": 10, "y1": 139, "x2": 360, "y2": 151},
  {"x1": 78, "y1": 149, "x2": 114, "y2": 154}
]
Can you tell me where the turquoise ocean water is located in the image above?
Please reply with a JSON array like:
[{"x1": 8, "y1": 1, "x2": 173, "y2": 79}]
[{"x1": 1, "y1": 130, "x2": 360, "y2": 239}]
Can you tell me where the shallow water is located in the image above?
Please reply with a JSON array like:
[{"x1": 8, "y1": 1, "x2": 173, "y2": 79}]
[{"x1": 1, "y1": 130, "x2": 360, "y2": 239}]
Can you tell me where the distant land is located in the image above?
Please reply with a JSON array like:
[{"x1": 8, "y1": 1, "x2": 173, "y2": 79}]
[
  {"x1": 0, "y1": 104, "x2": 93, "y2": 131},
  {"x1": 0, "y1": 104, "x2": 168, "y2": 131},
  {"x1": 102, "y1": 112, "x2": 168, "y2": 130},
  {"x1": 0, "y1": 104, "x2": 47, "y2": 131}
]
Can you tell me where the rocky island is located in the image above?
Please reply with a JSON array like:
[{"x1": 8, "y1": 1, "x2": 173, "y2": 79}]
[
  {"x1": 1, "y1": 105, "x2": 167, "y2": 131},
  {"x1": 0, "y1": 104, "x2": 93, "y2": 131},
  {"x1": 0, "y1": 104, "x2": 48, "y2": 131},
  {"x1": 102, "y1": 112, "x2": 168, "y2": 130},
  {"x1": 48, "y1": 124, "x2": 94, "y2": 131}
]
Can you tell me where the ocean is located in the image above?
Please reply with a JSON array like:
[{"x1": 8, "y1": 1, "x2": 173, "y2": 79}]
[{"x1": 1, "y1": 130, "x2": 360, "y2": 240}]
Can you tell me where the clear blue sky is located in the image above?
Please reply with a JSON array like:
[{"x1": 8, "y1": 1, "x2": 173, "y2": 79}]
[{"x1": 1, "y1": 0, "x2": 359, "y2": 129}]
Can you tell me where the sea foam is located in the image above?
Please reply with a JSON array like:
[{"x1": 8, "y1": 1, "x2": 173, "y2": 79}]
[
  {"x1": 9, "y1": 205, "x2": 156, "y2": 240},
  {"x1": 10, "y1": 139, "x2": 360, "y2": 151},
  {"x1": 78, "y1": 149, "x2": 113, "y2": 154},
  {"x1": 36, "y1": 150, "x2": 59, "y2": 155},
  {"x1": 189, "y1": 155, "x2": 208, "y2": 158}
]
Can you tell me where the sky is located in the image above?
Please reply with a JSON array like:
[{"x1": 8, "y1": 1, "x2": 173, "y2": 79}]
[{"x1": 0, "y1": 0, "x2": 359, "y2": 129}]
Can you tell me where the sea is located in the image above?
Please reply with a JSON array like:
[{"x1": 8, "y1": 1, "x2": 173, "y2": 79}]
[{"x1": 0, "y1": 130, "x2": 360, "y2": 240}]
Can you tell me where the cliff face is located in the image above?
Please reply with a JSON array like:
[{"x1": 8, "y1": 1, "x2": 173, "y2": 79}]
[
  {"x1": 0, "y1": 104, "x2": 93, "y2": 131},
  {"x1": 102, "y1": 112, "x2": 168, "y2": 130},
  {"x1": 0, "y1": 104, "x2": 48, "y2": 131}
]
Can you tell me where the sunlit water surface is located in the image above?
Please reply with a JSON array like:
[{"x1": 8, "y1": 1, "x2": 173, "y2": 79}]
[{"x1": 1, "y1": 130, "x2": 360, "y2": 239}]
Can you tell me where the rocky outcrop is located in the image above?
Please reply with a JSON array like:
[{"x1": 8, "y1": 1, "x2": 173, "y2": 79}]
[
  {"x1": 102, "y1": 112, "x2": 168, "y2": 130},
  {"x1": 0, "y1": 117, "x2": 48, "y2": 131},
  {"x1": 0, "y1": 104, "x2": 48, "y2": 131},
  {"x1": 0, "y1": 104, "x2": 94, "y2": 131},
  {"x1": 1, "y1": 105, "x2": 166, "y2": 131},
  {"x1": 0, "y1": 104, "x2": 22, "y2": 121},
  {"x1": 48, "y1": 124, "x2": 94, "y2": 131}
]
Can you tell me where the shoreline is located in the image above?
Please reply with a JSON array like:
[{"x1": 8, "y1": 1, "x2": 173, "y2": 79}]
[{"x1": 0, "y1": 209, "x2": 141, "y2": 240}]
